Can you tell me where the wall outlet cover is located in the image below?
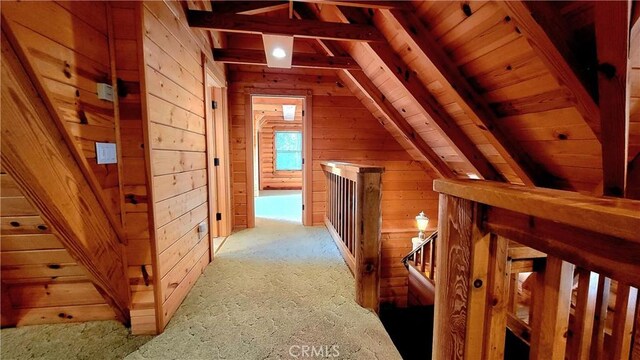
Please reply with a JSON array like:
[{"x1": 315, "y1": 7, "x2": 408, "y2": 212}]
[
  {"x1": 96, "y1": 82, "x2": 114, "y2": 102},
  {"x1": 96, "y1": 142, "x2": 117, "y2": 164}
]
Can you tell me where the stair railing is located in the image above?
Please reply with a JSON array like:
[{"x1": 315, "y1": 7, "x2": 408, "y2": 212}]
[
  {"x1": 402, "y1": 231, "x2": 437, "y2": 283},
  {"x1": 321, "y1": 161, "x2": 384, "y2": 312}
]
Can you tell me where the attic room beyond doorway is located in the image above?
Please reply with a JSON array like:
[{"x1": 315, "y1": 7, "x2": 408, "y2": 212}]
[{"x1": 246, "y1": 92, "x2": 312, "y2": 227}]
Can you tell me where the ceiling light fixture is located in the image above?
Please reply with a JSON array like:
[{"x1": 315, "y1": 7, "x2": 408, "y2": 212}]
[
  {"x1": 262, "y1": 34, "x2": 293, "y2": 68},
  {"x1": 272, "y1": 47, "x2": 286, "y2": 59},
  {"x1": 282, "y1": 105, "x2": 296, "y2": 121}
]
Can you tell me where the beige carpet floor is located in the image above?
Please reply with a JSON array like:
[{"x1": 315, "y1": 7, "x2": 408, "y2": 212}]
[{"x1": 2, "y1": 209, "x2": 400, "y2": 359}]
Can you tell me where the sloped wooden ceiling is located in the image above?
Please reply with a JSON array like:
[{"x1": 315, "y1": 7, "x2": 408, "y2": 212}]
[{"x1": 198, "y1": 0, "x2": 637, "y2": 195}]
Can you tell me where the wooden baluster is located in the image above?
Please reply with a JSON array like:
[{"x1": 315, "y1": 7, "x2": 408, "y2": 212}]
[
  {"x1": 508, "y1": 271, "x2": 518, "y2": 317},
  {"x1": 529, "y1": 256, "x2": 574, "y2": 360},
  {"x1": 483, "y1": 234, "x2": 509, "y2": 360},
  {"x1": 338, "y1": 175, "x2": 342, "y2": 239},
  {"x1": 414, "y1": 248, "x2": 420, "y2": 267},
  {"x1": 327, "y1": 174, "x2": 333, "y2": 228},
  {"x1": 568, "y1": 269, "x2": 599, "y2": 360},
  {"x1": 352, "y1": 180, "x2": 356, "y2": 254},
  {"x1": 420, "y1": 243, "x2": 426, "y2": 273},
  {"x1": 344, "y1": 179, "x2": 351, "y2": 252},
  {"x1": 341, "y1": 176, "x2": 345, "y2": 244},
  {"x1": 611, "y1": 284, "x2": 638, "y2": 360},
  {"x1": 329, "y1": 173, "x2": 333, "y2": 228},
  {"x1": 590, "y1": 276, "x2": 611, "y2": 360},
  {"x1": 429, "y1": 238, "x2": 435, "y2": 280}
]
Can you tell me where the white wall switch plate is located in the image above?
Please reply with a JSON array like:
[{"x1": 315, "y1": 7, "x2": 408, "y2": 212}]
[
  {"x1": 96, "y1": 142, "x2": 117, "y2": 164},
  {"x1": 96, "y1": 83, "x2": 114, "y2": 102},
  {"x1": 198, "y1": 222, "x2": 208, "y2": 237}
]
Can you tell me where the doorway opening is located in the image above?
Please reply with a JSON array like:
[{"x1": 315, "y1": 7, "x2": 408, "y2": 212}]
[{"x1": 251, "y1": 95, "x2": 307, "y2": 224}]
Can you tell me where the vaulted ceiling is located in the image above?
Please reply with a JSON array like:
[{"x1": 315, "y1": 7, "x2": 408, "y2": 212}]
[{"x1": 186, "y1": 0, "x2": 640, "y2": 196}]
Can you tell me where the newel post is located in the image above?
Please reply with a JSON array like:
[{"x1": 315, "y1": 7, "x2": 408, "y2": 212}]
[
  {"x1": 432, "y1": 194, "x2": 509, "y2": 360},
  {"x1": 355, "y1": 171, "x2": 382, "y2": 312}
]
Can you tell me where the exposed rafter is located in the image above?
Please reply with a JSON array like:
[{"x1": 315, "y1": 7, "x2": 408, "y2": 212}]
[
  {"x1": 595, "y1": 1, "x2": 631, "y2": 197},
  {"x1": 498, "y1": 1, "x2": 601, "y2": 140},
  {"x1": 210, "y1": 1, "x2": 290, "y2": 15},
  {"x1": 326, "y1": 5, "x2": 504, "y2": 181},
  {"x1": 382, "y1": 9, "x2": 549, "y2": 187},
  {"x1": 293, "y1": 5, "x2": 453, "y2": 178},
  {"x1": 522, "y1": 1, "x2": 599, "y2": 102},
  {"x1": 213, "y1": 48, "x2": 360, "y2": 70},
  {"x1": 187, "y1": 10, "x2": 384, "y2": 42},
  {"x1": 295, "y1": 0, "x2": 408, "y2": 10}
]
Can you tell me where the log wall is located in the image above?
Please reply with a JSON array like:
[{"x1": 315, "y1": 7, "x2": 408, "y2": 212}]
[{"x1": 258, "y1": 117, "x2": 303, "y2": 190}]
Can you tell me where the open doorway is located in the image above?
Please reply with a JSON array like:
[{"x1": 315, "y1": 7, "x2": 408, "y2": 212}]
[{"x1": 252, "y1": 96, "x2": 304, "y2": 223}]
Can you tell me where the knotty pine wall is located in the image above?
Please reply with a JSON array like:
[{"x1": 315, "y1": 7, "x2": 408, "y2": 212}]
[
  {"x1": 110, "y1": 3, "x2": 157, "y2": 335},
  {"x1": 259, "y1": 118, "x2": 303, "y2": 190},
  {"x1": 0, "y1": 168, "x2": 116, "y2": 327},
  {"x1": 140, "y1": 1, "x2": 222, "y2": 331},
  {"x1": 2, "y1": 1, "x2": 123, "y2": 221},
  {"x1": 1, "y1": 1, "x2": 123, "y2": 327},
  {"x1": 228, "y1": 65, "x2": 439, "y2": 306},
  {"x1": 2, "y1": 0, "x2": 228, "y2": 333}
]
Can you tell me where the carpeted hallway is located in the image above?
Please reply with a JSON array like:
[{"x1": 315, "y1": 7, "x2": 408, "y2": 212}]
[{"x1": 1, "y1": 191, "x2": 401, "y2": 360}]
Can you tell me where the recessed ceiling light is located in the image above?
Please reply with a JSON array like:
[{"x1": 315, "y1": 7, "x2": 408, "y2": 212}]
[
  {"x1": 272, "y1": 47, "x2": 286, "y2": 59},
  {"x1": 282, "y1": 105, "x2": 296, "y2": 121}
]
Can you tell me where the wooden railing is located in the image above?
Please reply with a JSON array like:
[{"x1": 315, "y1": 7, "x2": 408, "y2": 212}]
[
  {"x1": 432, "y1": 179, "x2": 640, "y2": 360},
  {"x1": 402, "y1": 231, "x2": 437, "y2": 282},
  {"x1": 321, "y1": 161, "x2": 384, "y2": 312}
]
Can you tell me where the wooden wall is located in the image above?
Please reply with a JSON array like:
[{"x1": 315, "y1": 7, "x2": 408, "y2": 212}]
[
  {"x1": 228, "y1": 65, "x2": 438, "y2": 306},
  {"x1": 110, "y1": 2, "x2": 157, "y2": 335},
  {"x1": 1, "y1": 0, "x2": 124, "y2": 326},
  {"x1": 140, "y1": 1, "x2": 217, "y2": 331},
  {"x1": 2, "y1": 1, "x2": 123, "y2": 220},
  {"x1": 0, "y1": 169, "x2": 116, "y2": 327},
  {"x1": 258, "y1": 117, "x2": 303, "y2": 190}
]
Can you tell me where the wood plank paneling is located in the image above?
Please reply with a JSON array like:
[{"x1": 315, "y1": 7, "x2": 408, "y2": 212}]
[
  {"x1": 141, "y1": 1, "x2": 220, "y2": 331},
  {"x1": 2, "y1": 1, "x2": 124, "y2": 222}
]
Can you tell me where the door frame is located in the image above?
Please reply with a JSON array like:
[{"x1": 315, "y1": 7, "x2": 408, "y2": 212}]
[
  {"x1": 244, "y1": 88, "x2": 313, "y2": 227},
  {"x1": 204, "y1": 56, "x2": 232, "y2": 258}
]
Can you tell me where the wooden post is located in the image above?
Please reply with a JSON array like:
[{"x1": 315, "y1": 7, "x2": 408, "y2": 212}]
[
  {"x1": 568, "y1": 269, "x2": 599, "y2": 360},
  {"x1": 354, "y1": 172, "x2": 381, "y2": 312},
  {"x1": 529, "y1": 256, "x2": 574, "y2": 360},
  {"x1": 432, "y1": 194, "x2": 487, "y2": 360}
]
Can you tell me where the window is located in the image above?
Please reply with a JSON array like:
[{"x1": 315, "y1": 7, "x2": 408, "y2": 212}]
[{"x1": 274, "y1": 131, "x2": 302, "y2": 171}]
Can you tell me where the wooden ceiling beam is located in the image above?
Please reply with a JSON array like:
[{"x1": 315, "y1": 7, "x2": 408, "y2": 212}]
[
  {"x1": 187, "y1": 10, "x2": 384, "y2": 42},
  {"x1": 383, "y1": 9, "x2": 548, "y2": 187},
  {"x1": 213, "y1": 48, "x2": 360, "y2": 70},
  {"x1": 210, "y1": 1, "x2": 290, "y2": 15},
  {"x1": 595, "y1": 1, "x2": 631, "y2": 197},
  {"x1": 294, "y1": 0, "x2": 408, "y2": 10},
  {"x1": 293, "y1": 6, "x2": 453, "y2": 178},
  {"x1": 498, "y1": 2, "x2": 601, "y2": 140},
  {"x1": 330, "y1": 5, "x2": 504, "y2": 182}
]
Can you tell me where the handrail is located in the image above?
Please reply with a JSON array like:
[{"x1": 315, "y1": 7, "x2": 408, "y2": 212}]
[
  {"x1": 432, "y1": 179, "x2": 640, "y2": 360},
  {"x1": 321, "y1": 161, "x2": 384, "y2": 312},
  {"x1": 401, "y1": 230, "x2": 437, "y2": 269}
]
